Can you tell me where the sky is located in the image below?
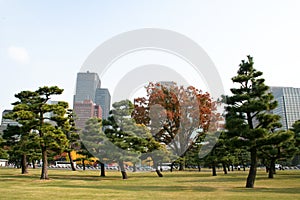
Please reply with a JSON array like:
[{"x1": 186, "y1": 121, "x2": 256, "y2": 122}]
[{"x1": 1, "y1": 0, "x2": 300, "y2": 117}]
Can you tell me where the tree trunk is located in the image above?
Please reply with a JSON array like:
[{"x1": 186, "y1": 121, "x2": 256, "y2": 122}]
[
  {"x1": 227, "y1": 164, "x2": 230, "y2": 172},
  {"x1": 133, "y1": 163, "x2": 137, "y2": 172},
  {"x1": 82, "y1": 159, "x2": 86, "y2": 171},
  {"x1": 268, "y1": 159, "x2": 275, "y2": 179},
  {"x1": 100, "y1": 162, "x2": 105, "y2": 177},
  {"x1": 21, "y1": 154, "x2": 28, "y2": 174},
  {"x1": 156, "y1": 169, "x2": 163, "y2": 177},
  {"x1": 40, "y1": 146, "x2": 49, "y2": 179},
  {"x1": 153, "y1": 161, "x2": 163, "y2": 177},
  {"x1": 197, "y1": 162, "x2": 201, "y2": 172},
  {"x1": 179, "y1": 161, "x2": 184, "y2": 171},
  {"x1": 246, "y1": 148, "x2": 257, "y2": 188},
  {"x1": 32, "y1": 160, "x2": 36, "y2": 169},
  {"x1": 231, "y1": 165, "x2": 234, "y2": 171},
  {"x1": 222, "y1": 162, "x2": 227, "y2": 174},
  {"x1": 68, "y1": 151, "x2": 76, "y2": 171},
  {"x1": 118, "y1": 160, "x2": 128, "y2": 179},
  {"x1": 170, "y1": 162, "x2": 174, "y2": 172},
  {"x1": 212, "y1": 164, "x2": 217, "y2": 176}
]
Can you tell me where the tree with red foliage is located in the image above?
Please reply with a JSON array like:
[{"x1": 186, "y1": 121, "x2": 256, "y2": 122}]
[{"x1": 132, "y1": 82, "x2": 221, "y2": 170}]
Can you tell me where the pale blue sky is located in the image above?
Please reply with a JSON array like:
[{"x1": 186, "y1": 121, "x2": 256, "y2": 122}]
[{"x1": 1, "y1": 0, "x2": 300, "y2": 114}]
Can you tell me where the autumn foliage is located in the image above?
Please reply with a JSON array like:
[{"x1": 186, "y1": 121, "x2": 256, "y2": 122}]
[{"x1": 132, "y1": 82, "x2": 221, "y2": 157}]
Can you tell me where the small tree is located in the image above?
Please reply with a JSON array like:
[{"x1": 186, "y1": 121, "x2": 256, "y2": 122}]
[
  {"x1": 291, "y1": 120, "x2": 300, "y2": 165},
  {"x1": 52, "y1": 106, "x2": 79, "y2": 171},
  {"x1": 3, "y1": 119, "x2": 40, "y2": 174},
  {"x1": 0, "y1": 136, "x2": 8, "y2": 159},
  {"x1": 259, "y1": 130, "x2": 296, "y2": 178},
  {"x1": 79, "y1": 117, "x2": 107, "y2": 176}
]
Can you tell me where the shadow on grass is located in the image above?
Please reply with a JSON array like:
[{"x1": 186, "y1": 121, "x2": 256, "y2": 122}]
[
  {"x1": 227, "y1": 187, "x2": 300, "y2": 194},
  {"x1": 45, "y1": 184, "x2": 217, "y2": 192}
]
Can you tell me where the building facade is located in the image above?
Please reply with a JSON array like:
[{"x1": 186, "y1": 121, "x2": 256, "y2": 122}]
[
  {"x1": 270, "y1": 86, "x2": 300, "y2": 130},
  {"x1": 95, "y1": 88, "x2": 111, "y2": 119},
  {"x1": 73, "y1": 100, "x2": 102, "y2": 131},
  {"x1": 0, "y1": 110, "x2": 19, "y2": 135}
]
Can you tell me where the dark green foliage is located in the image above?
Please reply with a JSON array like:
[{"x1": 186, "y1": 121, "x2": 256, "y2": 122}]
[
  {"x1": 224, "y1": 56, "x2": 284, "y2": 188},
  {"x1": 103, "y1": 100, "x2": 165, "y2": 178},
  {"x1": 53, "y1": 107, "x2": 79, "y2": 171},
  {"x1": 0, "y1": 136, "x2": 8, "y2": 159},
  {"x1": 7, "y1": 86, "x2": 69, "y2": 179},
  {"x1": 290, "y1": 121, "x2": 300, "y2": 165}
]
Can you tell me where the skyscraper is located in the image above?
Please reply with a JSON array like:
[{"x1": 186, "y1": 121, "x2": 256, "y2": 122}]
[
  {"x1": 270, "y1": 86, "x2": 300, "y2": 130},
  {"x1": 0, "y1": 110, "x2": 19, "y2": 135},
  {"x1": 95, "y1": 88, "x2": 111, "y2": 119},
  {"x1": 73, "y1": 71, "x2": 101, "y2": 103}
]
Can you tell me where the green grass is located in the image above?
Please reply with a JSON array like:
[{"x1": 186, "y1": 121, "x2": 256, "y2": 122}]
[{"x1": 0, "y1": 168, "x2": 299, "y2": 200}]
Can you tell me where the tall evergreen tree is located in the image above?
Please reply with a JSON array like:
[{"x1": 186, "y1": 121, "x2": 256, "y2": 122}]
[
  {"x1": 9, "y1": 86, "x2": 69, "y2": 179},
  {"x1": 224, "y1": 56, "x2": 282, "y2": 188}
]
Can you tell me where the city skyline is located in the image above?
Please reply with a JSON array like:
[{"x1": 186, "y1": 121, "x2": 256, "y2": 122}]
[
  {"x1": 73, "y1": 71, "x2": 110, "y2": 129},
  {"x1": 1, "y1": 1, "x2": 300, "y2": 115}
]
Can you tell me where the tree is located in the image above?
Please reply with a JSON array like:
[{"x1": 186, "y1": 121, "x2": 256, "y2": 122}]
[
  {"x1": 2, "y1": 124, "x2": 40, "y2": 174},
  {"x1": 132, "y1": 82, "x2": 220, "y2": 171},
  {"x1": 79, "y1": 117, "x2": 107, "y2": 176},
  {"x1": 52, "y1": 106, "x2": 79, "y2": 171},
  {"x1": 259, "y1": 130, "x2": 296, "y2": 178},
  {"x1": 102, "y1": 100, "x2": 149, "y2": 179},
  {"x1": 291, "y1": 120, "x2": 300, "y2": 165},
  {"x1": 224, "y1": 56, "x2": 283, "y2": 188},
  {"x1": 0, "y1": 136, "x2": 8, "y2": 159},
  {"x1": 9, "y1": 86, "x2": 69, "y2": 179}
]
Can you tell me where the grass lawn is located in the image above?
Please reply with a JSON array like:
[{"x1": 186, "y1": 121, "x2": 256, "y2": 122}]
[{"x1": 0, "y1": 167, "x2": 299, "y2": 200}]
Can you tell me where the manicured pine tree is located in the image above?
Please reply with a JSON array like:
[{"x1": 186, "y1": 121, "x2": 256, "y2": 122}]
[
  {"x1": 103, "y1": 100, "x2": 149, "y2": 179},
  {"x1": 224, "y1": 56, "x2": 282, "y2": 188},
  {"x1": 10, "y1": 86, "x2": 69, "y2": 179}
]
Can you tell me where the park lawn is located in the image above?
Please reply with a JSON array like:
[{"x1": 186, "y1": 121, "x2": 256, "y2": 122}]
[{"x1": 0, "y1": 168, "x2": 299, "y2": 200}]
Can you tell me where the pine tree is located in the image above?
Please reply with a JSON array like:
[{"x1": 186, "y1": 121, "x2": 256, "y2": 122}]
[
  {"x1": 224, "y1": 56, "x2": 282, "y2": 188},
  {"x1": 9, "y1": 86, "x2": 69, "y2": 179},
  {"x1": 52, "y1": 105, "x2": 79, "y2": 171},
  {"x1": 79, "y1": 117, "x2": 107, "y2": 176}
]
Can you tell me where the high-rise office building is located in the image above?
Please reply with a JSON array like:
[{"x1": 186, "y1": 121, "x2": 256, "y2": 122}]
[
  {"x1": 73, "y1": 71, "x2": 102, "y2": 129},
  {"x1": 95, "y1": 88, "x2": 111, "y2": 119},
  {"x1": 73, "y1": 71, "x2": 101, "y2": 103},
  {"x1": 0, "y1": 110, "x2": 19, "y2": 135},
  {"x1": 270, "y1": 86, "x2": 300, "y2": 130},
  {"x1": 73, "y1": 100, "x2": 102, "y2": 131}
]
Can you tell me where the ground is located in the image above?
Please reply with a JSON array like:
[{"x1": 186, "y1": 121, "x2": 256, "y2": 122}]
[{"x1": 0, "y1": 168, "x2": 299, "y2": 200}]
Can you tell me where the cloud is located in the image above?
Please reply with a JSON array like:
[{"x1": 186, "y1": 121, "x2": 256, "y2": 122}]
[{"x1": 8, "y1": 46, "x2": 30, "y2": 64}]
